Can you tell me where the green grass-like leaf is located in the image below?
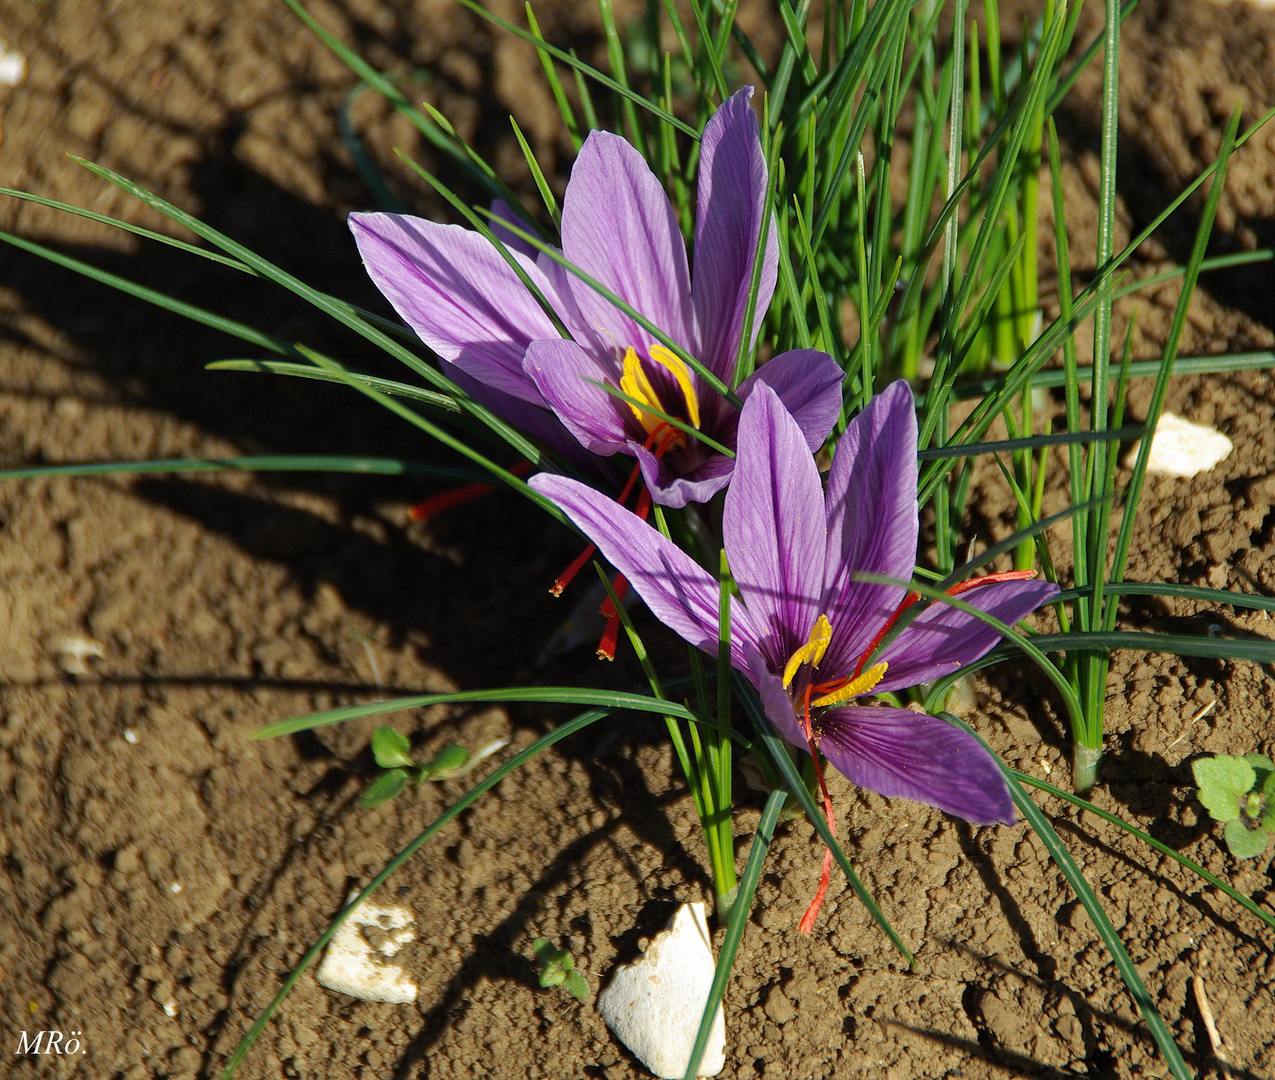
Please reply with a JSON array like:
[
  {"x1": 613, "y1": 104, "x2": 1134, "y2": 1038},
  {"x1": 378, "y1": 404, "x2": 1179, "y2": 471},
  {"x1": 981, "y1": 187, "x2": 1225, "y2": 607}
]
[
  {"x1": 220, "y1": 705, "x2": 608, "y2": 1078},
  {"x1": 944, "y1": 714, "x2": 1192, "y2": 1080}
]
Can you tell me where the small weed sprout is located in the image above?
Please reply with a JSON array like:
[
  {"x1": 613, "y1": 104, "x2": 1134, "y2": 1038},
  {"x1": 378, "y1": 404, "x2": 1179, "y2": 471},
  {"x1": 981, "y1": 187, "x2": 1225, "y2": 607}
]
[
  {"x1": 1192, "y1": 754, "x2": 1275, "y2": 859},
  {"x1": 531, "y1": 938, "x2": 589, "y2": 1001},
  {"x1": 361, "y1": 727, "x2": 508, "y2": 808}
]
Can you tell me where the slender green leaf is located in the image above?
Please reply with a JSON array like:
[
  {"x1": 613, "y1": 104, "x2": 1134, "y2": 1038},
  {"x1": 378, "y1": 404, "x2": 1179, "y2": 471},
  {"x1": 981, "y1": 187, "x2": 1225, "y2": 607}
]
[
  {"x1": 219, "y1": 706, "x2": 607, "y2": 1078},
  {"x1": 944, "y1": 715, "x2": 1192, "y2": 1080}
]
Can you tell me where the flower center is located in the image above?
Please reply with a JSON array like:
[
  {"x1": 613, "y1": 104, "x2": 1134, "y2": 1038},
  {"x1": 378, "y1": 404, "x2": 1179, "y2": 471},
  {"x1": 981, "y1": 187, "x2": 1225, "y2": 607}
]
[
  {"x1": 781, "y1": 613, "x2": 889, "y2": 708},
  {"x1": 619, "y1": 344, "x2": 701, "y2": 446}
]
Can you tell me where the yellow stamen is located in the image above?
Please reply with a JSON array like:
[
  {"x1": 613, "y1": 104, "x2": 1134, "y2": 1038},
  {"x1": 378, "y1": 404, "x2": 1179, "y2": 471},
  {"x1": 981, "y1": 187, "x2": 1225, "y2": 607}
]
[
  {"x1": 618, "y1": 345, "x2": 701, "y2": 439},
  {"x1": 782, "y1": 614, "x2": 833, "y2": 688},
  {"x1": 646, "y1": 345, "x2": 701, "y2": 430},
  {"x1": 811, "y1": 661, "x2": 889, "y2": 708}
]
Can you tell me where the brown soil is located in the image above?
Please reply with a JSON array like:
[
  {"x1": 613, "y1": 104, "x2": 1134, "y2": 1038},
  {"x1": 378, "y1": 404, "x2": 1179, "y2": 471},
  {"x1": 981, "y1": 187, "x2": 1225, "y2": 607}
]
[{"x1": 1, "y1": 1, "x2": 1274, "y2": 1078}]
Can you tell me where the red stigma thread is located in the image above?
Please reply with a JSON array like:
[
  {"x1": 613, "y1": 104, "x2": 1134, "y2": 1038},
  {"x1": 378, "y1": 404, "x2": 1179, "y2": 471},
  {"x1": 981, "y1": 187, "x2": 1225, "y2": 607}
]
[
  {"x1": 797, "y1": 683, "x2": 839, "y2": 935},
  {"x1": 851, "y1": 569, "x2": 1039, "y2": 678},
  {"x1": 408, "y1": 460, "x2": 532, "y2": 522},
  {"x1": 551, "y1": 424, "x2": 680, "y2": 661}
]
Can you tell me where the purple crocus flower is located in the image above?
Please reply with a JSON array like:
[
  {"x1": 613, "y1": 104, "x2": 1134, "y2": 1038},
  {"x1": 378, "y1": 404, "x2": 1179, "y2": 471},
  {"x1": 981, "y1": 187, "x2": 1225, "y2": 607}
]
[
  {"x1": 530, "y1": 380, "x2": 1059, "y2": 835},
  {"x1": 350, "y1": 88, "x2": 843, "y2": 508}
]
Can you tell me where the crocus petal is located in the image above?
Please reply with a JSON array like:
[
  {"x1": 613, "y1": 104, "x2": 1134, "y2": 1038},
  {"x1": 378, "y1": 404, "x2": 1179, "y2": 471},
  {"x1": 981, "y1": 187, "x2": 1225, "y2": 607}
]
[
  {"x1": 874, "y1": 578, "x2": 1060, "y2": 692},
  {"x1": 447, "y1": 367, "x2": 600, "y2": 473},
  {"x1": 814, "y1": 705, "x2": 1015, "y2": 825},
  {"x1": 489, "y1": 199, "x2": 537, "y2": 258},
  {"x1": 723, "y1": 383, "x2": 826, "y2": 669},
  {"x1": 820, "y1": 381, "x2": 922, "y2": 676},
  {"x1": 529, "y1": 474, "x2": 763, "y2": 668},
  {"x1": 738, "y1": 349, "x2": 844, "y2": 452},
  {"x1": 523, "y1": 339, "x2": 631, "y2": 455},
  {"x1": 350, "y1": 211, "x2": 558, "y2": 404},
  {"x1": 632, "y1": 443, "x2": 734, "y2": 509},
  {"x1": 693, "y1": 87, "x2": 778, "y2": 375},
  {"x1": 748, "y1": 649, "x2": 812, "y2": 749},
  {"x1": 559, "y1": 130, "x2": 694, "y2": 356}
]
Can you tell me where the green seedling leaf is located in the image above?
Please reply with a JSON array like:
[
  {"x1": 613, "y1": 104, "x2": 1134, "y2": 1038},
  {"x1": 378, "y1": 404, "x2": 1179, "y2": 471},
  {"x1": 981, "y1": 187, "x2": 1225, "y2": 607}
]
[
  {"x1": 1244, "y1": 754, "x2": 1275, "y2": 789},
  {"x1": 532, "y1": 937, "x2": 584, "y2": 994},
  {"x1": 370, "y1": 727, "x2": 414, "y2": 769},
  {"x1": 1192, "y1": 755, "x2": 1256, "y2": 822},
  {"x1": 360, "y1": 768, "x2": 409, "y2": 808},
  {"x1": 421, "y1": 744, "x2": 471, "y2": 779},
  {"x1": 563, "y1": 969, "x2": 590, "y2": 1000},
  {"x1": 1223, "y1": 818, "x2": 1272, "y2": 860}
]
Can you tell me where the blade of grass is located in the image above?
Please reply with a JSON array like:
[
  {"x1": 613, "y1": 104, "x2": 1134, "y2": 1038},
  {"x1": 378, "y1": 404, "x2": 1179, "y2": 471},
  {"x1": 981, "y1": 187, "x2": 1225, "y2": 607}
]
[
  {"x1": 451, "y1": 0, "x2": 698, "y2": 137},
  {"x1": 218, "y1": 705, "x2": 608, "y2": 1079},
  {"x1": 0, "y1": 455, "x2": 486, "y2": 483},
  {"x1": 941, "y1": 713, "x2": 1192, "y2": 1080},
  {"x1": 951, "y1": 350, "x2": 1275, "y2": 397},
  {"x1": 0, "y1": 187, "x2": 252, "y2": 270},
  {"x1": 69, "y1": 156, "x2": 568, "y2": 481},
  {"x1": 1008, "y1": 769, "x2": 1275, "y2": 935},
  {"x1": 252, "y1": 686, "x2": 707, "y2": 740},
  {"x1": 207, "y1": 360, "x2": 460, "y2": 410},
  {"x1": 682, "y1": 788, "x2": 786, "y2": 1080}
]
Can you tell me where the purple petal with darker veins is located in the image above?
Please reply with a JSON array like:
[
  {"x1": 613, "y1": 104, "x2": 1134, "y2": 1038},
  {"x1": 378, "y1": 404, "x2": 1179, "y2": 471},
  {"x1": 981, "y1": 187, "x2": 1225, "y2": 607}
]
[
  {"x1": 447, "y1": 366, "x2": 595, "y2": 470},
  {"x1": 529, "y1": 474, "x2": 762, "y2": 668},
  {"x1": 748, "y1": 651, "x2": 814, "y2": 750},
  {"x1": 523, "y1": 339, "x2": 631, "y2": 455},
  {"x1": 560, "y1": 130, "x2": 694, "y2": 355},
  {"x1": 693, "y1": 87, "x2": 777, "y2": 375},
  {"x1": 820, "y1": 381, "x2": 922, "y2": 676},
  {"x1": 490, "y1": 199, "x2": 537, "y2": 258},
  {"x1": 632, "y1": 442, "x2": 734, "y2": 508},
  {"x1": 350, "y1": 211, "x2": 558, "y2": 404},
  {"x1": 875, "y1": 578, "x2": 1059, "y2": 692},
  {"x1": 738, "y1": 349, "x2": 844, "y2": 452},
  {"x1": 723, "y1": 383, "x2": 826, "y2": 668},
  {"x1": 814, "y1": 705, "x2": 1015, "y2": 825}
]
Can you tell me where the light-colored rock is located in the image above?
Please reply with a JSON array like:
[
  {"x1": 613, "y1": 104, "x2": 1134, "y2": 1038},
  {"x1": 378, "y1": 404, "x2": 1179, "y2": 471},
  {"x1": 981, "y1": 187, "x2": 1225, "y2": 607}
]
[
  {"x1": 1124, "y1": 412, "x2": 1233, "y2": 478},
  {"x1": 316, "y1": 894, "x2": 417, "y2": 1004},
  {"x1": 597, "y1": 902, "x2": 725, "y2": 1079},
  {"x1": 48, "y1": 634, "x2": 106, "y2": 676},
  {"x1": 0, "y1": 44, "x2": 25, "y2": 86}
]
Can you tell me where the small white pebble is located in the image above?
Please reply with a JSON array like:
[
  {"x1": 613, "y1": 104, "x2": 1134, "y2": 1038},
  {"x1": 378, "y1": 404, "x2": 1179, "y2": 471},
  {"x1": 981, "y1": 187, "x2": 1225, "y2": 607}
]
[
  {"x1": 0, "y1": 44, "x2": 25, "y2": 86},
  {"x1": 1124, "y1": 412, "x2": 1233, "y2": 478},
  {"x1": 49, "y1": 634, "x2": 106, "y2": 677},
  {"x1": 123, "y1": 729, "x2": 140, "y2": 744},
  {"x1": 169, "y1": 881, "x2": 183, "y2": 895},
  {"x1": 317, "y1": 894, "x2": 417, "y2": 1003},
  {"x1": 162, "y1": 1000, "x2": 178, "y2": 1018},
  {"x1": 597, "y1": 902, "x2": 725, "y2": 1078}
]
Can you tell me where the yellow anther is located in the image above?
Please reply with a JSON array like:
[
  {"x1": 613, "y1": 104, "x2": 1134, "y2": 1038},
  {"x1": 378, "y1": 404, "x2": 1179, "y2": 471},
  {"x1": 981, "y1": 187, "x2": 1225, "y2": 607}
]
[
  {"x1": 646, "y1": 345, "x2": 701, "y2": 430},
  {"x1": 782, "y1": 614, "x2": 833, "y2": 688},
  {"x1": 812, "y1": 661, "x2": 888, "y2": 708},
  {"x1": 618, "y1": 344, "x2": 701, "y2": 439}
]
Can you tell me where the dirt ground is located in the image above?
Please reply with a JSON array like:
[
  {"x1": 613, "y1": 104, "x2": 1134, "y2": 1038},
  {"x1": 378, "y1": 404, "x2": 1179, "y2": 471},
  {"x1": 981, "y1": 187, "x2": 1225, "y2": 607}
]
[{"x1": 1, "y1": 0, "x2": 1274, "y2": 1078}]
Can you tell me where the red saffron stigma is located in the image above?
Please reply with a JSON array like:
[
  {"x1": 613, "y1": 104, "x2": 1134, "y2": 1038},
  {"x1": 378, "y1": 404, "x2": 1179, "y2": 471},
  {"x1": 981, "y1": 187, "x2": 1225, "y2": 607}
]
[
  {"x1": 408, "y1": 460, "x2": 532, "y2": 522},
  {"x1": 550, "y1": 543, "x2": 598, "y2": 597},
  {"x1": 554, "y1": 422, "x2": 684, "y2": 659},
  {"x1": 851, "y1": 569, "x2": 1039, "y2": 677},
  {"x1": 797, "y1": 685, "x2": 839, "y2": 935},
  {"x1": 596, "y1": 576, "x2": 630, "y2": 660},
  {"x1": 945, "y1": 568, "x2": 1038, "y2": 595}
]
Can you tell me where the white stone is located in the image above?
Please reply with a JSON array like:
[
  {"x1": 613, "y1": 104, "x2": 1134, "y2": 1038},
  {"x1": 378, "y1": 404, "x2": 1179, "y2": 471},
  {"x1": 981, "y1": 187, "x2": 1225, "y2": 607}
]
[
  {"x1": 597, "y1": 902, "x2": 725, "y2": 1079},
  {"x1": 0, "y1": 45, "x2": 25, "y2": 86},
  {"x1": 49, "y1": 634, "x2": 106, "y2": 676},
  {"x1": 316, "y1": 894, "x2": 417, "y2": 1004},
  {"x1": 1124, "y1": 411, "x2": 1233, "y2": 478}
]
